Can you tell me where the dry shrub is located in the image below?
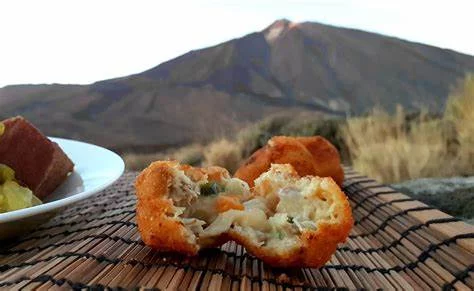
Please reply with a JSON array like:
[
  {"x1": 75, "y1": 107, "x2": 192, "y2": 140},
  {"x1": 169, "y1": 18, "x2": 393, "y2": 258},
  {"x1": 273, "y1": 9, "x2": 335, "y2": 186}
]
[
  {"x1": 343, "y1": 108, "x2": 449, "y2": 183},
  {"x1": 171, "y1": 144, "x2": 205, "y2": 165},
  {"x1": 203, "y1": 138, "x2": 242, "y2": 174},
  {"x1": 445, "y1": 73, "x2": 474, "y2": 173},
  {"x1": 235, "y1": 114, "x2": 293, "y2": 159},
  {"x1": 123, "y1": 152, "x2": 164, "y2": 171},
  {"x1": 123, "y1": 143, "x2": 204, "y2": 170},
  {"x1": 343, "y1": 74, "x2": 474, "y2": 183}
]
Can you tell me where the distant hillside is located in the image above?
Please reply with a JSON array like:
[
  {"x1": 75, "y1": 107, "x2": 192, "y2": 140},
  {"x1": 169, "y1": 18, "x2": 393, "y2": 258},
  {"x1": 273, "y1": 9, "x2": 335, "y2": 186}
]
[{"x1": 2, "y1": 19, "x2": 474, "y2": 149}]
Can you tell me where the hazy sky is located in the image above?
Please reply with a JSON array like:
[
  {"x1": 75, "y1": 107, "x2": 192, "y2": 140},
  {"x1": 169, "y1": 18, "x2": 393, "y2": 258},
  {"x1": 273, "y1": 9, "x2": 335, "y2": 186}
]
[{"x1": 1, "y1": 0, "x2": 473, "y2": 87}]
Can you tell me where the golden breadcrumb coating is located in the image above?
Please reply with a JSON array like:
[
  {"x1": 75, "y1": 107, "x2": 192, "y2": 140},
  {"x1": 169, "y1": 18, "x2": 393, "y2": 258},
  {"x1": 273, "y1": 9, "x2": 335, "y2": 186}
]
[
  {"x1": 135, "y1": 161, "x2": 234, "y2": 255},
  {"x1": 295, "y1": 136, "x2": 344, "y2": 186},
  {"x1": 135, "y1": 161, "x2": 353, "y2": 268},
  {"x1": 230, "y1": 164, "x2": 353, "y2": 267},
  {"x1": 234, "y1": 136, "x2": 344, "y2": 187},
  {"x1": 234, "y1": 136, "x2": 317, "y2": 187}
]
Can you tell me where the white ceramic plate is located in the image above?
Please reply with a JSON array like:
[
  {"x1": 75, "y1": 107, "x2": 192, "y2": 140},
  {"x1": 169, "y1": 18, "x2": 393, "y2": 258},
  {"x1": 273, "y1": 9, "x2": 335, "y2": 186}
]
[{"x1": 0, "y1": 137, "x2": 125, "y2": 240}]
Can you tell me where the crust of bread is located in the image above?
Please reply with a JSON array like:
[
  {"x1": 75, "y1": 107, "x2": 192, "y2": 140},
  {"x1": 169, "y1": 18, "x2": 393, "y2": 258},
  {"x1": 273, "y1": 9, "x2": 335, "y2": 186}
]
[{"x1": 235, "y1": 136, "x2": 344, "y2": 187}]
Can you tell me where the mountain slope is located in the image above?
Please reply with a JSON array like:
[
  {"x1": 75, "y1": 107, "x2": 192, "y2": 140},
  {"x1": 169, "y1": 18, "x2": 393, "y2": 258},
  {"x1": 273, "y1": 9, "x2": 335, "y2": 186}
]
[{"x1": 2, "y1": 19, "x2": 474, "y2": 149}]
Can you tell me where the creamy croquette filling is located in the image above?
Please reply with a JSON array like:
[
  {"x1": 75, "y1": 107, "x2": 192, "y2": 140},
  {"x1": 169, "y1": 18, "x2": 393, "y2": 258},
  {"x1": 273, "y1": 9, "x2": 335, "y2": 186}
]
[{"x1": 167, "y1": 165, "x2": 339, "y2": 252}]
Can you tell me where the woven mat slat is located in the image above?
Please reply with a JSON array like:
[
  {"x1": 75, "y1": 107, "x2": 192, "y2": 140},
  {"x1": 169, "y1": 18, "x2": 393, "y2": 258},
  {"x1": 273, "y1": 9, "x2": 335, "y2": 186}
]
[{"x1": 1, "y1": 170, "x2": 473, "y2": 290}]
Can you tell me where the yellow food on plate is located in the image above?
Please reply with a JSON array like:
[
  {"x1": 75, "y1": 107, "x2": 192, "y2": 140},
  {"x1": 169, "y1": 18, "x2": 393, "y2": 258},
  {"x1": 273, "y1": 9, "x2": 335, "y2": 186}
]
[
  {"x1": 135, "y1": 161, "x2": 353, "y2": 268},
  {"x1": 0, "y1": 164, "x2": 42, "y2": 213}
]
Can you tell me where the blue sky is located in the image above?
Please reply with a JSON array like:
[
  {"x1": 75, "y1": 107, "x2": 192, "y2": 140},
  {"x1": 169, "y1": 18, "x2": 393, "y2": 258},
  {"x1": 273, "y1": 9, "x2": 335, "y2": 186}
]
[{"x1": 1, "y1": 0, "x2": 473, "y2": 87}]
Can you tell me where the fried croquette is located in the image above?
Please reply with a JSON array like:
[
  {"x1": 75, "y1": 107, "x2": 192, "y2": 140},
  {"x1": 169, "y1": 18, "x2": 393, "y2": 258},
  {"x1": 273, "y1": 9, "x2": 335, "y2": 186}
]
[
  {"x1": 234, "y1": 136, "x2": 344, "y2": 187},
  {"x1": 295, "y1": 136, "x2": 344, "y2": 186},
  {"x1": 228, "y1": 164, "x2": 353, "y2": 267},
  {"x1": 135, "y1": 161, "x2": 353, "y2": 268},
  {"x1": 135, "y1": 161, "x2": 250, "y2": 255}
]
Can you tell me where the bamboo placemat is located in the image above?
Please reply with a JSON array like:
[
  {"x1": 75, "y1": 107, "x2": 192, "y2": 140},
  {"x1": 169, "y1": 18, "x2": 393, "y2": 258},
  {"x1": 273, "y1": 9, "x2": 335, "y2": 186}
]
[{"x1": 1, "y1": 169, "x2": 473, "y2": 290}]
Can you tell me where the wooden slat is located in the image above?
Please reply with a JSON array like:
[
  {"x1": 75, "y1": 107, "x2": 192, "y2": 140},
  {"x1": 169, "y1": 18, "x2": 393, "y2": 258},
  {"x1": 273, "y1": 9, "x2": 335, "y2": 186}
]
[{"x1": 0, "y1": 170, "x2": 473, "y2": 290}]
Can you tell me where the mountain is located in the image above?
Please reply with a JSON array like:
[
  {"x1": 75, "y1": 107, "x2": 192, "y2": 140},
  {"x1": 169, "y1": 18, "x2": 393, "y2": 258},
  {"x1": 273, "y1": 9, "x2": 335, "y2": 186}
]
[{"x1": 2, "y1": 19, "x2": 474, "y2": 150}]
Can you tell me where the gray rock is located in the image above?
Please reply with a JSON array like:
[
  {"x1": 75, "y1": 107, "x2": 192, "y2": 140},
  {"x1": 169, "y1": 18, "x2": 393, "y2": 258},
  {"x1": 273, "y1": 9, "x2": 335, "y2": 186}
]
[{"x1": 392, "y1": 177, "x2": 474, "y2": 224}]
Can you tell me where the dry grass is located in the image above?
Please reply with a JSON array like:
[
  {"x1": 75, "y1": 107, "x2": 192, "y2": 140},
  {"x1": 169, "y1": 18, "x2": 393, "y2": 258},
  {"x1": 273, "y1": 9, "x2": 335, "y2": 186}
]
[
  {"x1": 123, "y1": 143, "x2": 204, "y2": 171},
  {"x1": 445, "y1": 73, "x2": 474, "y2": 172},
  {"x1": 342, "y1": 74, "x2": 474, "y2": 183},
  {"x1": 342, "y1": 107, "x2": 451, "y2": 183},
  {"x1": 122, "y1": 113, "x2": 344, "y2": 172},
  {"x1": 202, "y1": 139, "x2": 242, "y2": 174}
]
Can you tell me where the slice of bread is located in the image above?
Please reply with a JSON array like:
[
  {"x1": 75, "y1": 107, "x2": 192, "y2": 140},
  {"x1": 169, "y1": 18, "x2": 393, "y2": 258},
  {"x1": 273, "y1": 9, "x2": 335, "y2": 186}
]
[{"x1": 0, "y1": 116, "x2": 74, "y2": 199}]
